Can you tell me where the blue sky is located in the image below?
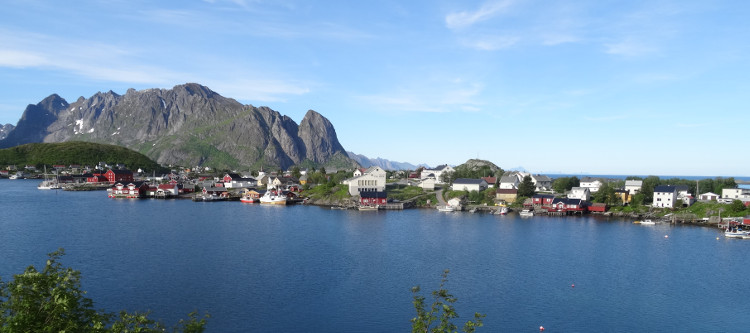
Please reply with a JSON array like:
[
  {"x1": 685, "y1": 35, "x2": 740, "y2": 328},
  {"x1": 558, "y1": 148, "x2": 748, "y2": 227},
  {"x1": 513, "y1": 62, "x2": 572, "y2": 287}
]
[{"x1": 1, "y1": 0, "x2": 748, "y2": 176}]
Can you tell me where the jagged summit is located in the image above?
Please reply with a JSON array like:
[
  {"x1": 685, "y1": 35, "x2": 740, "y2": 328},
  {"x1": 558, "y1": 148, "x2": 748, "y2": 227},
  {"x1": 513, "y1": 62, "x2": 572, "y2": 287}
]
[{"x1": 0, "y1": 83, "x2": 358, "y2": 170}]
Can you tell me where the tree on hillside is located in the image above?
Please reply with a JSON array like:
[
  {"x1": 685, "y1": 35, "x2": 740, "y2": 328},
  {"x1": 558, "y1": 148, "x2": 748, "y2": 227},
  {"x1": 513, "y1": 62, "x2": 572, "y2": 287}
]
[
  {"x1": 552, "y1": 176, "x2": 580, "y2": 194},
  {"x1": 518, "y1": 175, "x2": 535, "y2": 197},
  {"x1": 0, "y1": 249, "x2": 208, "y2": 333}
]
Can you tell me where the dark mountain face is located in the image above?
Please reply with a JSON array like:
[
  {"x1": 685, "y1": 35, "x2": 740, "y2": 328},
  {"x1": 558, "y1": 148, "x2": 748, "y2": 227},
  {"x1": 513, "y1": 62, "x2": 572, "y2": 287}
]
[
  {"x1": 0, "y1": 83, "x2": 358, "y2": 170},
  {"x1": 0, "y1": 94, "x2": 68, "y2": 147}
]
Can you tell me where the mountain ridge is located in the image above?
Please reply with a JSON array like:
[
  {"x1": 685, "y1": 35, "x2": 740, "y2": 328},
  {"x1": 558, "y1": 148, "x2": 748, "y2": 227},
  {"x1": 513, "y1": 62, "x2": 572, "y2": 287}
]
[{"x1": 0, "y1": 83, "x2": 359, "y2": 171}]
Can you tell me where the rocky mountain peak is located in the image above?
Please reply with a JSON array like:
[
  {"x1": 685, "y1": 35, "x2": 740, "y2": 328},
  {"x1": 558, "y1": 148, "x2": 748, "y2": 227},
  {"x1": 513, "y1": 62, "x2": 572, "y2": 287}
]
[{"x1": 0, "y1": 84, "x2": 359, "y2": 170}]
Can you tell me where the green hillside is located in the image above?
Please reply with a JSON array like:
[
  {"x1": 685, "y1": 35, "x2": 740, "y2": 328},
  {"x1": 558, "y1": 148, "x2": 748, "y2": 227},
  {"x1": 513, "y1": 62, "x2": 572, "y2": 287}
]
[{"x1": 0, "y1": 141, "x2": 164, "y2": 172}]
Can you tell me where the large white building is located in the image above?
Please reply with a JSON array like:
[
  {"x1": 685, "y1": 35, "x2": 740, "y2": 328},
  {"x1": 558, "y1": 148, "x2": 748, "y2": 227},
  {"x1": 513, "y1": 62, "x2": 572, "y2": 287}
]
[
  {"x1": 722, "y1": 188, "x2": 750, "y2": 200},
  {"x1": 344, "y1": 166, "x2": 387, "y2": 196},
  {"x1": 653, "y1": 185, "x2": 678, "y2": 208}
]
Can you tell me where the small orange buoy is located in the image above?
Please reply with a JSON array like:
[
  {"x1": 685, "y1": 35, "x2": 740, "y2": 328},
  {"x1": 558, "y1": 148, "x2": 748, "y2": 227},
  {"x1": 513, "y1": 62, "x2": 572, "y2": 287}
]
[{"x1": 540, "y1": 326, "x2": 545, "y2": 331}]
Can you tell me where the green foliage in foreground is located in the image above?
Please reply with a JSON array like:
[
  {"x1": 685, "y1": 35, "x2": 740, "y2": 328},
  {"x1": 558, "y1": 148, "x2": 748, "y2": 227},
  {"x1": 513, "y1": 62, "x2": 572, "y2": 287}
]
[
  {"x1": 411, "y1": 270, "x2": 485, "y2": 333},
  {"x1": 0, "y1": 249, "x2": 207, "y2": 333},
  {"x1": 0, "y1": 142, "x2": 165, "y2": 173}
]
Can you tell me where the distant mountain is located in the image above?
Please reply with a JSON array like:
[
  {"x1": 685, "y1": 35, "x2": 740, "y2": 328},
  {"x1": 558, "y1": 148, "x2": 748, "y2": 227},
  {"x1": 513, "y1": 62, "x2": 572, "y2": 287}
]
[
  {"x1": 0, "y1": 124, "x2": 14, "y2": 140},
  {"x1": 0, "y1": 83, "x2": 359, "y2": 171},
  {"x1": 346, "y1": 151, "x2": 426, "y2": 170}
]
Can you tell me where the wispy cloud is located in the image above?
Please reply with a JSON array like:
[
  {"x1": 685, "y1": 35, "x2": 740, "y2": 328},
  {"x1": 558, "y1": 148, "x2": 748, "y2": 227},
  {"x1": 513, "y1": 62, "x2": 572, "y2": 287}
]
[
  {"x1": 462, "y1": 35, "x2": 519, "y2": 50},
  {"x1": 0, "y1": 29, "x2": 311, "y2": 102},
  {"x1": 445, "y1": 0, "x2": 515, "y2": 29},
  {"x1": 360, "y1": 82, "x2": 484, "y2": 114},
  {"x1": 604, "y1": 38, "x2": 658, "y2": 57}
]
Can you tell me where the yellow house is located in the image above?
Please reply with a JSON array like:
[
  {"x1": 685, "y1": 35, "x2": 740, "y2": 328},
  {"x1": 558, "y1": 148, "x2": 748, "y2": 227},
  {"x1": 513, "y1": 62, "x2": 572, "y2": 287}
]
[
  {"x1": 496, "y1": 189, "x2": 518, "y2": 203},
  {"x1": 615, "y1": 189, "x2": 630, "y2": 205}
]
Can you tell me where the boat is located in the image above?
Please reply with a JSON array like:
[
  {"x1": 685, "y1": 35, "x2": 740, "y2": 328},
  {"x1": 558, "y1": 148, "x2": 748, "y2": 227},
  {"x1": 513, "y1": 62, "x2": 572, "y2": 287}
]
[
  {"x1": 240, "y1": 193, "x2": 259, "y2": 203},
  {"x1": 519, "y1": 209, "x2": 534, "y2": 217},
  {"x1": 639, "y1": 219, "x2": 656, "y2": 225},
  {"x1": 358, "y1": 205, "x2": 379, "y2": 211},
  {"x1": 437, "y1": 205, "x2": 455, "y2": 212},
  {"x1": 495, "y1": 206, "x2": 509, "y2": 215},
  {"x1": 260, "y1": 188, "x2": 287, "y2": 205},
  {"x1": 724, "y1": 227, "x2": 749, "y2": 238},
  {"x1": 37, "y1": 166, "x2": 61, "y2": 190}
]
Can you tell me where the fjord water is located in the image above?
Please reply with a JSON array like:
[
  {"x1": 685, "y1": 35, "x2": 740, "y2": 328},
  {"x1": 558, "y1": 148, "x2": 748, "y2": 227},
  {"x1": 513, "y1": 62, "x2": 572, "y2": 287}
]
[{"x1": 1, "y1": 180, "x2": 748, "y2": 332}]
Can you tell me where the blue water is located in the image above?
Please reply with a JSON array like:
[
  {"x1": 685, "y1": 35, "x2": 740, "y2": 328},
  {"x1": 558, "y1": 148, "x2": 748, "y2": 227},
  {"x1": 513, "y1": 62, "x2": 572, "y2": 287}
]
[{"x1": 1, "y1": 179, "x2": 748, "y2": 332}]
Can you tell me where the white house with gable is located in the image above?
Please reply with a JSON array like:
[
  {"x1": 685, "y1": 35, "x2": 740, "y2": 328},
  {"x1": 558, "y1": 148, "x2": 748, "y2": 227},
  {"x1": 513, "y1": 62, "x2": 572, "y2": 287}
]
[
  {"x1": 624, "y1": 180, "x2": 643, "y2": 195},
  {"x1": 580, "y1": 177, "x2": 603, "y2": 193},
  {"x1": 567, "y1": 187, "x2": 591, "y2": 201},
  {"x1": 421, "y1": 164, "x2": 455, "y2": 184},
  {"x1": 451, "y1": 178, "x2": 488, "y2": 192}
]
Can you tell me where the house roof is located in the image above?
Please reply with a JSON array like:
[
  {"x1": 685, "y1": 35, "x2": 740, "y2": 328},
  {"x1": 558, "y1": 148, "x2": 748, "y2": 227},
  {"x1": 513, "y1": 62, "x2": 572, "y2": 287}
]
[
  {"x1": 499, "y1": 176, "x2": 518, "y2": 183},
  {"x1": 532, "y1": 174, "x2": 551, "y2": 182},
  {"x1": 481, "y1": 176, "x2": 496, "y2": 184},
  {"x1": 625, "y1": 180, "x2": 643, "y2": 186},
  {"x1": 434, "y1": 164, "x2": 452, "y2": 171},
  {"x1": 580, "y1": 177, "x2": 600, "y2": 182},
  {"x1": 654, "y1": 185, "x2": 677, "y2": 193},
  {"x1": 533, "y1": 194, "x2": 555, "y2": 199},
  {"x1": 453, "y1": 178, "x2": 487, "y2": 185}
]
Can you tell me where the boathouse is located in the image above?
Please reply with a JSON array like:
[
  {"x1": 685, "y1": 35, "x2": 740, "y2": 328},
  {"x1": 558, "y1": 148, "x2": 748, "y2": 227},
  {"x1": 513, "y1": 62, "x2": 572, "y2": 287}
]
[{"x1": 360, "y1": 191, "x2": 387, "y2": 206}]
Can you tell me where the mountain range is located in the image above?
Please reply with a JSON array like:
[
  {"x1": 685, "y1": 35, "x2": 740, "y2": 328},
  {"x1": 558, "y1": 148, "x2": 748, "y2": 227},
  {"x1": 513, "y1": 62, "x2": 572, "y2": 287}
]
[
  {"x1": 346, "y1": 151, "x2": 426, "y2": 171},
  {"x1": 0, "y1": 83, "x2": 358, "y2": 171}
]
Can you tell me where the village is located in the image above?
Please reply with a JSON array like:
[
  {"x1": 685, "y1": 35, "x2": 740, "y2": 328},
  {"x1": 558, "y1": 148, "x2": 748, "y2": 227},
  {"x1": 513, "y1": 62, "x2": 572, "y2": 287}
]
[{"x1": 5, "y1": 162, "x2": 750, "y2": 222}]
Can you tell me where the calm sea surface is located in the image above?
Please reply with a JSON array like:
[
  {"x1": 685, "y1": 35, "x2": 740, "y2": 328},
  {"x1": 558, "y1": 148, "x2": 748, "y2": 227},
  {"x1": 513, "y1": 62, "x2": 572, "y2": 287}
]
[{"x1": 1, "y1": 179, "x2": 749, "y2": 332}]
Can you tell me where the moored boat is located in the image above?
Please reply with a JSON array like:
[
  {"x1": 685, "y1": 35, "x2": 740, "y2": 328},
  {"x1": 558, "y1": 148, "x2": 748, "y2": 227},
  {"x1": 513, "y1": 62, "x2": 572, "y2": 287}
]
[
  {"x1": 437, "y1": 205, "x2": 455, "y2": 212},
  {"x1": 358, "y1": 205, "x2": 378, "y2": 211},
  {"x1": 37, "y1": 166, "x2": 61, "y2": 190},
  {"x1": 260, "y1": 188, "x2": 287, "y2": 205},
  {"x1": 639, "y1": 219, "x2": 656, "y2": 225},
  {"x1": 724, "y1": 227, "x2": 749, "y2": 238},
  {"x1": 519, "y1": 209, "x2": 534, "y2": 217},
  {"x1": 495, "y1": 206, "x2": 509, "y2": 215},
  {"x1": 240, "y1": 193, "x2": 259, "y2": 203}
]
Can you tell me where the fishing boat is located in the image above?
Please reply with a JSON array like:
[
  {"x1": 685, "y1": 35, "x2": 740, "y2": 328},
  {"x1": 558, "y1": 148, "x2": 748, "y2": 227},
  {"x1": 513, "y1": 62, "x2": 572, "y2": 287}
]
[
  {"x1": 260, "y1": 188, "x2": 287, "y2": 205},
  {"x1": 638, "y1": 219, "x2": 656, "y2": 225},
  {"x1": 519, "y1": 209, "x2": 534, "y2": 217},
  {"x1": 37, "y1": 166, "x2": 61, "y2": 190},
  {"x1": 495, "y1": 206, "x2": 509, "y2": 215},
  {"x1": 358, "y1": 205, "x2": 378, "y2": 211},
  {"x1": 724, "y1": 227, "x2": 749, "y2": 238}
]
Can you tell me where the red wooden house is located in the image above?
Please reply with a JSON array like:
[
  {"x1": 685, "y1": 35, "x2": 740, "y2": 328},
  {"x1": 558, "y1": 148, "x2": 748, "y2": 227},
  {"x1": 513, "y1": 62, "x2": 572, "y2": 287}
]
[
  {"x1": 108, "y1": 181, "x2": 149, "y2": 198},
  {"x1": 588, "y1": 203, "x2": 607, "y2": 213},
  {"x1": 360, "y1": 191, "x2": 388, "y2": 206},
  {"x1": 104, "y1": 169, "x2": 134, "y2": 184},
  {"x1": 87, "y1": 175, "x2": 108, "y2": 183},
  {"x1": 532, "y1": 194, "x2": 555, "y2": 207},
  {"x1": 549, "y1": 198, "x2": 586, "y2": 213}
]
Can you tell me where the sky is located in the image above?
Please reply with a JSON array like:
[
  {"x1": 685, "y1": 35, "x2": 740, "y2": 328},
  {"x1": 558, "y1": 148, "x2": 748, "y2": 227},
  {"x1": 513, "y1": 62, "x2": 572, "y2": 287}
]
[{"x1": 1, "y1": 0, "x2": 749, "y2": 177}]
